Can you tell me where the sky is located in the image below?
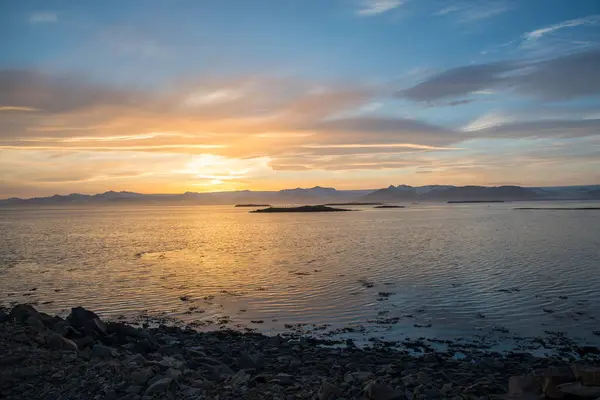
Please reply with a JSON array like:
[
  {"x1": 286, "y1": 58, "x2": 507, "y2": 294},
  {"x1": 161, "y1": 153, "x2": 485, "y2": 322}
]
[{"x1": 1, "y1": 0, "x2": 600, "y2": 197}]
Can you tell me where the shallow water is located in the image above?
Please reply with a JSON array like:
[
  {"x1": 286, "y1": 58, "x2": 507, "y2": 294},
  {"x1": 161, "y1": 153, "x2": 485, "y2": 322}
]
[{"x1": 1, "y1": 201, "x2": 600, "y2": 348}]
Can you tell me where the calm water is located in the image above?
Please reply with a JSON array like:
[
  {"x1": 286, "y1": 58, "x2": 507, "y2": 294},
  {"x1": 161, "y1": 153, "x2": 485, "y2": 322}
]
[{"x1": 1, "y1": 202, "x2": 600, "y2": 348}]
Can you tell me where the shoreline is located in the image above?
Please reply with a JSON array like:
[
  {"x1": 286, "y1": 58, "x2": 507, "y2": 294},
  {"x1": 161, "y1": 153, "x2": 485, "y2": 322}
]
[{"x1": 2, "y1": 304, "x2": 600, "y2": 399}]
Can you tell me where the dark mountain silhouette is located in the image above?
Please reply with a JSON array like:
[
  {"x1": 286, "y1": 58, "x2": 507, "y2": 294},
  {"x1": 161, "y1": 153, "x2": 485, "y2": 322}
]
[{"x1": 1, "y1": 184, "x2": 599, "y2": 206}]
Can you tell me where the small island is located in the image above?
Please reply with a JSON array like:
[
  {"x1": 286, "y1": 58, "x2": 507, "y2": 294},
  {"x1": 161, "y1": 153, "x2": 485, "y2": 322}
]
[
  {"x1": 324, "y1": 202, "x2": 383, "y2": 206},
  {"x1": 235, "y1": 204, "x2": 271, "y2": 207},
  {"x1": 447, "y1": 200, "x2": 505, "y2": 204},
  {"x1": 251, "y1": 205, "x2": 353, "y2": 213},
  {"x1": 374, "y1": 205, "x2": 405, "y2": 209}
]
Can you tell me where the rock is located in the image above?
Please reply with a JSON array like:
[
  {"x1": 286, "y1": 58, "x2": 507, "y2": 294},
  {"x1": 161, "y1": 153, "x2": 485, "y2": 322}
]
[
  {"x1": 158, "y1": 356, "x2": 185, "y2": 370},
  {"x1": 573, "y1": 365, "x2": 600, "y2": 386},
  {"x1": 558, "y1": 382, "x2": 600, "y2": 397},
  {"x1": 73, "y1": 336, "x2": 95, "y2": 350},
  {"x1": 402, "y1": 375, "x2": 416, "y2": 387},
  {"x1": 318, "y1": 381, "x2": 342, "y2": 400},
  {"x1": 91, "y1": 344, "x2": 114, "y2": 359},
  {"x1": 9, "y1": 304, "x2": 39, "y2": 322},
  {"x1": 131, "y1": 368, "x2": 154, "y2": 385},
  {"x1": 25, "y1": 315, "x2": 45, "y2": 332},
  {"x1": 45, "y1": 332, "x2": 78, "y2": 352},
  {"x1": 440, "y1": 383, "x2": 453, "y2": 394},
  {"x1": 166, "y1": 368, "x2": 182, "y2": 381},
  {"x1": 271, "y1": 373, "x2": 294, "y2": 386},
  {"x1": 363, "y1": 381, "x2": 404, "y2": 400},
  {"x1": 417, "y1": 371, "x2": 430, "y2": 385},
  {"x1": 144, "y1": 377, "x2": 173, "y2": 396},
  {"x1": 346, "y1": 371, "x2": 374, "y2": 383},
  {"x1": 231, "y1": 370, "x2": 250, "y2": 386},
  {"x1": 509, "y1": 374, "x2": 543, "y2": 395},
  {"x1": 237, "y1": 351, "x2": 260, "y2": 369},
  {"x1": 542, "y1": 366, "x2": 576, "y2": 399},
  {"x1": 67, "y1": 307, "x2": 107, "y2": 337},
  {"x1": 123, "y1": 353, "x2": 147, "y2": 366},
  {"x1": 126, "y1": 386, "x2": 142, "y2": 395}
]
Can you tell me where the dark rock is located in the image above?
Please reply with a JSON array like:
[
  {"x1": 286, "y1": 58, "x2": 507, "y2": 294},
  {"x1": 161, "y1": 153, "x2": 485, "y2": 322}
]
[
  {"x1": 573, "y1": 365, "x2": 600, "y2": 386},
  {"x1": 131, "y1": 368, "x2": 154, "y2": 385},
  {"x1": 363, "y1": 381, "x2": 405, "y2": 400},
  {"x1": 73, "y1": 336, "x2": 95, "y2": 350},
  {"x1": 318, "y1": 381, "x2": 342, "y2": 400},
  {"x1": 9, "y1": 304, "x2": 39, "y2": 322},
  {"x1": 557, "y1": 382, "x2": 600, "y2": 397},
  {"x1": 25, "y1": 315, "x2": 45, "y2": 332},
  {"x1": 144, "y1": 377, "x2": 173, "y2": 396},
  {"x1": 45, "y1": 332, "x2": 78, "y2": 352},
  {"x1": 91, "y1": 344, "x2": 114, "y2": 359}
]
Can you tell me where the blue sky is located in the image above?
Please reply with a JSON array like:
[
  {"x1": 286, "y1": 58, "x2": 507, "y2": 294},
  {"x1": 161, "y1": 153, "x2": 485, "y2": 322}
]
[{"x1": 1, "y1": 0, "x2": 600, "y2": 196}]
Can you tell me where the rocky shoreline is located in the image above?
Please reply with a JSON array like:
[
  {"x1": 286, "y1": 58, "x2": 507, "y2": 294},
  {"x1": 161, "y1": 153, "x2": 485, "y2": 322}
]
[{"x1": 1, "y1": 304, "x2": 599, "y2": 400}]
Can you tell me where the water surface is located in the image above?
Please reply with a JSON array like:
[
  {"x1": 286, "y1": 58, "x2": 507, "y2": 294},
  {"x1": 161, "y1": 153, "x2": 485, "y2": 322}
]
[{"x1": 1, "y1": 201, "x2": 599, "y2": 348}]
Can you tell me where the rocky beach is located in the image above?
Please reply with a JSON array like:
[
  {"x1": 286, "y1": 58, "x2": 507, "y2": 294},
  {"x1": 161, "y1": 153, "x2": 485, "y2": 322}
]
[{"x1": 1, "y1": 304, "x2": 600, "y2": 400}]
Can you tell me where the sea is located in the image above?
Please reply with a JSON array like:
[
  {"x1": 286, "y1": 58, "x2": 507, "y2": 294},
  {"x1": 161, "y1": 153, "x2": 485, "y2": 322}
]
[{"x1": 1, "y1": 201, "x2": 599, "y2": 352}]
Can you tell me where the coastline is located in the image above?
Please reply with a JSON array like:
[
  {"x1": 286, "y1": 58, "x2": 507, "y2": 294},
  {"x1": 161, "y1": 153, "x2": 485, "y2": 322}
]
[{"x1": 2, "y1": 304, "x2": 600, "y2": 399}]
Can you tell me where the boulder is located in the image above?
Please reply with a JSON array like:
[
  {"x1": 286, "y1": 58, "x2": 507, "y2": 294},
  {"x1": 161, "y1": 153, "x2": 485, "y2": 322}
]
[
  {"x1": 73, "y1": 336, "x2": 95, "y2": 350},
  {"x1": 131, "y1": 367, "x2": 154, "y2": 385},
  {"x1": 9, "y1": 304, "x2": 39, "y2": 323},
  {"x1": 318, "y1": 381, "x2": 342, "y2": 400},
  {"x1": 509, "y1": 374, "x2": 544, "y2": 395},
  {"x1": 25, "y1": 315, "x2": 45, "y2": 332},
  {"x1": 363, "y1": 381, "x2": 404, "y2": 400},
  {"x1": 45, "y1": 332, "x2": 78, "y2": 352},
  {"x1": 144, "y1": 377, "x2": 173, "y2": 396},
  {"x1": 91, "y1": 344, "x2": 114, "y2": 359},
  {"x1": 558, "y1": 382, "x2": 600, "y2": 397},
  {"x1": 67, "y1": 307, "x2": 107, "y2": 337},
  {"x1": 573, "y1": 365, "x2": 600, "y2": 386}
]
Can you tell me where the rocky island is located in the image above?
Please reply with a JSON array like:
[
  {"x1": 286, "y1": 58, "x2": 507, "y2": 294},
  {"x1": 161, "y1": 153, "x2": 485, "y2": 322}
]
[
  {"x1": 324, "y1": 202, "x2": 383, "y2": 206},
  {"x1": 235, "y1": 204, "x2": 271, "y2": 207},
  {"x1": 374, "y1": 205, "x2": 405, "y2": 209},
  {"x1": 1, "y1": 304, "x2": 600, "y2": 400},
  {"x1": 251, "y1": 205, "x2": 353, "y2": 213}
]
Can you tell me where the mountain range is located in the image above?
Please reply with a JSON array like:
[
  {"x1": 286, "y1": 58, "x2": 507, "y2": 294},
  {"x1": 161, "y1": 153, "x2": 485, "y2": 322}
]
[{"x1": 2, "y1": 185, "x2": 600, "y2": 207}]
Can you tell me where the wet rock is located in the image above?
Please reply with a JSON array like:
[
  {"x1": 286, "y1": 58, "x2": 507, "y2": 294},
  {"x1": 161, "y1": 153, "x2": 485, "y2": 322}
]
[
  {"x1": 144, "y1": 377, "x2": 173, "y2": 396},
  {"x1": 363, "y1": 381, "x2": 405, "y2": 400},
  {"x1": 91, "y1": 344, "x2": 114, "y2": 359},
  {"x1": 67, "y1": 307, "x2": 107, "y2": 337},
  {"x1": 557, "y1": 382, "x2": 600, "y2": 397},
  {"x1": 318, "y1": 381, "x2": 342, "y2": 400}
]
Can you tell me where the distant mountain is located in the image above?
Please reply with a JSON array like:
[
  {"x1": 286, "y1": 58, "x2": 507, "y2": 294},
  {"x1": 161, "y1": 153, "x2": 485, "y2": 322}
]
[{"x1": 2, "y1": 184, "x2": 599, "y2": 207}]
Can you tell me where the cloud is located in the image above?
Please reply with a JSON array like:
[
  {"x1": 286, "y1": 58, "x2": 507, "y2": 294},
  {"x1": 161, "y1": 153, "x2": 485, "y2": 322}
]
[
  {"x1": 356, "y1": 0, "x2": 403, "y2": 16},
  {"x1": 28, "y1": 12, "x2": 58, "y2": 24},
  {"x1": 0, "y1": 106, "x2": 38, "y2": 112},
  {"x1": 400, "y1": 49, "x2": 600, "y2": 102},
  {"x1": 435, "y1": 1, "x2": 511, "y2": 23},
  {"x1": 524, "y1": 15, "x2": 600, "y2": 42}
]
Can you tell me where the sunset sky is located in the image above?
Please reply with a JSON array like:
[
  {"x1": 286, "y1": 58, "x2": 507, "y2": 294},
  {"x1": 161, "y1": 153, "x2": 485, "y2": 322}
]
[{"x1": 1, "y1": 0, "x2": 600, "y2": 198}]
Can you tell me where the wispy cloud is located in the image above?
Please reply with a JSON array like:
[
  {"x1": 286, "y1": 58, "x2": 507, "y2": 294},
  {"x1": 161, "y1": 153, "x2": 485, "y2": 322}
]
[
  {"x1": 356, "y1": 0, "x2": 404, "y2": 16},
  {"x1": 0, "y1": 106, "x2": 38, "y2": 112},
  {"x1": 28, "y1": 12, "x2": 58, "y2": 24},
  {"x1": 524, "y1": 15, "x2": 600, "y2": 41},
  {"x1": 435, "y1": 1, "x2": 511, "y2": 23}
]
